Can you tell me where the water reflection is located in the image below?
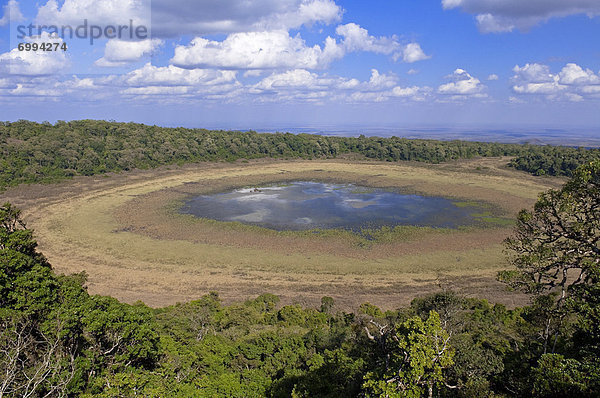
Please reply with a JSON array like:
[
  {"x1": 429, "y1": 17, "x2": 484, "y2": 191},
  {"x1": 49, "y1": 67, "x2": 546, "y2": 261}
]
[{"x1": 180, "y1": 182, "x2": 482, "y2": 231}]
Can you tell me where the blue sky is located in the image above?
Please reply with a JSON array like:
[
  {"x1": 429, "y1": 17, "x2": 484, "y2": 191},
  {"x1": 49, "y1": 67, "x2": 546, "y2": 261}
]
[{"x1": 0, "y1": 0, "x2": 599, "y2": 133}]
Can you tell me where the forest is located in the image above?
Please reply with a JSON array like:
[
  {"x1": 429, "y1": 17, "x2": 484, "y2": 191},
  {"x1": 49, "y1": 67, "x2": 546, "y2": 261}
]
[
  {"x1": 1, "y1": 120, "x2": 599, "y2": 190},
  {"x1": 1, "y1": 159, "x2": 599, "y2": 397}
]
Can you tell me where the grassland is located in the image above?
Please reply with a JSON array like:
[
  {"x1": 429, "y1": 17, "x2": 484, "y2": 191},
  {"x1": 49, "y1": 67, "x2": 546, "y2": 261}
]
[{"x1": 2, "y1": 157, "x2": 565, "y2": 310}]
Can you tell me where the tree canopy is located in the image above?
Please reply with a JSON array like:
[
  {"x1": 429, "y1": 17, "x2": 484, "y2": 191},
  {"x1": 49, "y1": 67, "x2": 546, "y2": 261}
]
[
  {"x1": 1, "y1": 138, "x2": 600, "y2": 396},
  {"x1": 1, "y1": 120, "x2": 598, "y2": 190},
  {"x1": 499, "y1": 160, "x2": 600, "y2": 395}
]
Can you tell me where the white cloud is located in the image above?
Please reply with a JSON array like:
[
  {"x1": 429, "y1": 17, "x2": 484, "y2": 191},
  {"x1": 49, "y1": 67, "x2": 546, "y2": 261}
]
[
  {"x1": 473, "y1": 14, "x2": 517, "y2": 34},
  {"x1": 335, "y1": 24, "x2": 429, "y2": 63},
  {"x1": 438, "y1": 68, "x2": 486, "y2": 97},
  {"x1": 250, "y1": 68, "x2": 348, "y2": 103},
  {"x1": 36, "y1": 0, "x2": 150, "y2": 28},
  {"x1": 512, "y1": 63, "x2": 554, "y2": 82},
  {"x1": 392, "y1": 86, "x2": 422, "y2": 97},
  {"x1": 0, "y1": 74, "x2": 109, "y2": 101},
  {"x1": 335, "y1": 23, "x2": 398, "y2": 54},
  {"x1": 442, "y1": 0, "x2": 600, "y2": 33},
  {"x1": 262, "y1": 0, "x2": 343, "y2": 30},
  {"x1": 36, "y1": 0, "x2": 342, "y2": 37},
  {"x1": 487, "y1": 74, "x2": 499, "y2": 81},
  {"x1": 0, "y1": 32, "x2": 69, "y2": 75},
  {"x1": 253, "y1": 69, "x2": 328, "y2": 91},
  {"x1": 559, "y1": 63, "x2": 600, "y2": 85},
  {"x1": 250, "y1": 68, "x2": 429, "y2": 103},
  {"x1": 116, "y1": 63, "x2": 242, "y2": 99},
  {"x1": 171, "y1": 23, "x2": 428, "y2": 70},
  {"x1": 0, "y1": 63, "x2": 438, "y2": 104},
  {"x1": 401, "y1": 43, "x2": 430, "y2": 63},
  {"x1": 407, "y1": 69, "x2": 419, "y2": 75},
  {"x1": 0, "y1": 78, "x2": 18, "y2": 89},
  {"x1": 511, "y1": 62, "x2": 600, "y2": 101},
  {"x1": 123, "y1": 63, "x2": 238, "y2": 87},
  {"x1": 366, "y1": 69, "x2": 397, "y2": 89},
  {"x1": 565, "y1": 93, "x2": 584, "y2": 102},
  {"x1": 171, "y1": 30, "x2": 344, "y2": 70},
  {"x1": 121, "y1": 85, "x2": 191, "y2": 96},
  {"x1": 152, "y1": 0, "x2": 342, "y2": 36},
  {"x1": 243, "y1": 70, "x2": 264, "y2": 78},
  {"x1": 0, "y1": 0, "x2": 24, "y2": 26},
  {"x1": 511, "y1": 63, "x2": 561, "y2": 96},
  {"x1": 0, "y1": 74, "x2": 104, "y2": 98},
  {"x1": 95, "y1": 39, "x2": 163, "y2": 67},
  {"x1": 9, "y1": 83, "x2": 62, "y2": 96},
  {"x1": 512, "y1": 81, "x2": 563, "y2": 95}
]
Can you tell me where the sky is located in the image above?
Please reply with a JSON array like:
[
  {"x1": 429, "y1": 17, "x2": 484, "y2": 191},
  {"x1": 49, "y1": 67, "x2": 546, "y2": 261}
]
[{"x1": 0, "y1": 0, "x2": 599, "y2": 133}]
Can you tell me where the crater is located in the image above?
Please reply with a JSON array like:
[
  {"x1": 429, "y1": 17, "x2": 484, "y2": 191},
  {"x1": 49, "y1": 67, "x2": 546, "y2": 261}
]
[{"x1": 180, "y1": 181, "x2": 488, "y2": 231}]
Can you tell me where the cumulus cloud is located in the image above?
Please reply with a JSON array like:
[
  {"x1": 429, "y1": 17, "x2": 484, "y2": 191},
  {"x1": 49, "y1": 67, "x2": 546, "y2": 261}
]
[
  {"x1": 442, "y1": 0, "x2": 600, "y2": 33},
  {"x1": 120, "y1": 85, "x2": 192, "y2": 96},
  {"x1": 511, "y1": 62, "x2": 600, "y2": 101},
  {"x1": 171, "y1": 23, "x2": 429, "y2": 70},
  {"x1": 487, "y1": 74, "x2": 499, "y2": 81},
  {"x1": 438, "y1": 68, "x2": 486, "y2": 97},
  {"x1": 0, "y1": 32, "x2": 69, "y2": 75},
  {"x1": 36, "y1": 0, "x2": 342, "y2": 37},
  {"x1": 123, "y1": 63, "x2": 238, "y2": 87},
  {"x1": 335, "y1": 23, "x2": 398, "y2": 54},
  {"x1": 0, "y1": 62, "x2": 439, "y2": 104},
  {"x1": 0, "y1": 58, "x2": 245, "y2": 103},
  {"x1": 9, "y1": 83, "x2": 63, "y2": 97},
  {"x1": 171, "y1": 30, "x2": 344, "y2": 70},
  {"x1": 0, "y1": 0, "x2": 24, "y2": 26},
  {"x1": 33, "y1": 0, "x2": 428, "y2": 77},
  {"x1": 0, "y1": 74, "x2": 104, "y2": 99},
  {"x1": 367, "y1": 69, "x2": 397, "y2": 89},
  {"x1": 335, "y1": 24, "x2": 430, "y2": 63},
  {"x1": 252, "y1": 69, "x2": 330, "y2": 92},
  {"x1": 512, "y1": 63, "x2": 554, "y2": 83},
  {"x1": 257, "y1": 0, "x2": 342, "y2": 30},
  {"x1": 152, "y1": 0, "x2": 342, "y2": 36},
  {"x1": 401, "y1": 43, "x2": 430, "y2": 63},
  {"x1": 559, "y1": 63, "x2": 600, "y2": 85},
  {"x1": 95, "y1": 39, "x2": 164, "y2": 67},
  {"x1": 36, "y1": 0, "x2": 150, "y2": 28},
  {"x1": 250, "y1": 68, "x2": 429, "y2": 103},
  {"x1": 116, "y1": 63, "x2": 242, "y2": 99}
]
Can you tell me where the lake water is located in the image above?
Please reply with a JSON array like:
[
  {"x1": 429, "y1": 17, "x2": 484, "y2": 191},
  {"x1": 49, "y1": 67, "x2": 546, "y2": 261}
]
[{"x1": 180, "y1": 181, "x2": 483, "y2": 231}]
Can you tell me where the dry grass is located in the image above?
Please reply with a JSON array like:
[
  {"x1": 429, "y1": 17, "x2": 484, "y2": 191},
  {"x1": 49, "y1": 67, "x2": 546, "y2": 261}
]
[{"x1": 2, "y1": 157, "x2": 565, "y2": 310}]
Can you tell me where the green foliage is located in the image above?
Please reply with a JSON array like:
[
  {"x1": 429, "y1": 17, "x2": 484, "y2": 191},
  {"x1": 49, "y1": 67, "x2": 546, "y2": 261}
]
[
  {"x1": 509, "y1": 146, "x2": 600, "y2": 177},
  {"x1": 531, "y1": 354, "x2": 589, "y2": 398},
  {"x1": 501, "y1": 161, "x2": 600, "y2": 354},
  {"x1": 320, "y1": 296, "x2": 335, "y2": 314},
  {"x1": 2, "y1": 120, "x2": 597, "y2": 191},
  {"x1": 363, "y1": 311, "x2": 455, "y2": 398},
  {"x1": 498, "y1": 161, "x2": 600, "y2": 396},
  {"x1": 359, "y1": 302, "x2": 385, "y2": 318},
  {"x1": 2, "y1": 196, "x2": 600, "y2": 396}
]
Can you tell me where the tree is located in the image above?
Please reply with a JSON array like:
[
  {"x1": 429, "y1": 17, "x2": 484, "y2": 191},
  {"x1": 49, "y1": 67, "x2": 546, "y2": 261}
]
[
  {"x1": 0, "y1": 313, "x2": 77, "y2": 398},
  {"x1": 363, "y1": 311, "x2": 454, "y2": 398},
  {"x1": 0, "y1": 202, "x2": 55, "y2": 313},
  {"x1": 499, "y1": 161, "x2": 600, "y2": 353},
  {"x1": 320, "y1": 296, "x2": 334, "y2": 314},
  {"x1": 531, "y1": 354, "x2": 589, "y2": 398},
  {"x1": 0, "y1": 203, "x2": 76, "y2": 397}
]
